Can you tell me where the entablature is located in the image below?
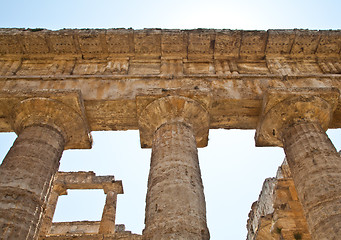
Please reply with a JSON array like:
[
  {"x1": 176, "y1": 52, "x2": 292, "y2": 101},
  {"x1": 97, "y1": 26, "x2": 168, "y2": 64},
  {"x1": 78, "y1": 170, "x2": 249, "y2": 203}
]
[
  {"x1": 0, "y1": 28, "x2": 340, "y2": 136},
  {"x1": 1, "y1": 74, "x2": 341, "y2": 133}
]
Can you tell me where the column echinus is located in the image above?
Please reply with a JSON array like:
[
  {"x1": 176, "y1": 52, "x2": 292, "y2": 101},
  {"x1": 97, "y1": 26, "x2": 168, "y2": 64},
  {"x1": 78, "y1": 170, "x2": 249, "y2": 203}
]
[
  {"x1": 0, "y1": 90, "x2": 92, "y2": 240},
  {"x1": 255, "y1": 87, "x2": 341, "y2": 240},
  {"x1": 137, "y1": 95, "x2": 210, "y2": 240}
]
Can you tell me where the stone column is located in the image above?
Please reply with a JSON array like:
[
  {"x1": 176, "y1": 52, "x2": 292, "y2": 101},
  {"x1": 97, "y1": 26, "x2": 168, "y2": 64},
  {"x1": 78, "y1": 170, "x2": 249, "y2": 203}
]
[
  {"x1": 138, "y1": 96, "x2": 210, "y2": 240},
  {"x1": 255, "y1": 88, "x2": 341, "y2": 240},
  {"x1": 99, "y1": 191, "x2": 118, "y2": 234},
  {"x1": 0, "y1": 92, "x2": 91, "y2": 240},
  {"x1": 39, "y1": 185, "x2": 67, "y2": 238},
  {"x1": 0, "y1": 125, "x2": 64, "y2": 240}
]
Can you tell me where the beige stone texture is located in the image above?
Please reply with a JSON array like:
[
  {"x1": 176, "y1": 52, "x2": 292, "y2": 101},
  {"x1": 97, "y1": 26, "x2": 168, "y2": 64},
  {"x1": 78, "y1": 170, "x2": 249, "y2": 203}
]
[
  {"x1": 41, "y1": 222, "x2": 141, "y2": 240},
  {"x1": 143, "y1": 123, "x2": 209, "y2": 240},
  {"x1": 99, "y1": 191, "x2": 118, "y2": 234},
  {"x1": 139, "y1": 96, "x2": 209, "y2": 239},
  {"x1": 0, "y1": 29, "x2": 341, "y2": 133},
  {"x1": 51, "y1": 171, "x2": 123, "y2": 194},
  {"x1": 256, "y1": 88, "x2": 341, "y2": 240},
  {"x1": 0, "y1": 91, "x2": 91, "y2": 240},
  {"x1": 0, "y1": 28, "x2": 341, "y2": 240},
  {"x1": 137, "y1": 95, "x2": 210, "y2": 148},
  {"x1": 39, "y1": 185, "x2": 67, "y2": 238},
  {"x1": 255, "y1": 87, "x2": 339, "y2": 147},
  {"x1": 39, "y1": 171, "x2": 127, "y2": 240},
  {"x1": 247, "y1": 178, "x2": 276, "y2": 240},
  {"x1": 283, "y1": 123, "x2": 341, "y2": 239},
  {"x1": 0, "y1": 90, "x2": 92, "y2": 149},
  {"x1": 247, "y1": 160, "x2": 311, "y2": 240},
  {"x1": 0, "y1": 125, "x2": 64, "y2": 239}
]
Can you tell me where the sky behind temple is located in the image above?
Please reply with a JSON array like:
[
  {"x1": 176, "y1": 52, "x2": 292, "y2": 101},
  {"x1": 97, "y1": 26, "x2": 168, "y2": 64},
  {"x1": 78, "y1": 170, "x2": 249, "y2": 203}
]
[{"x1": 0, "y1": 0, "x2": 341, "y2": 239}]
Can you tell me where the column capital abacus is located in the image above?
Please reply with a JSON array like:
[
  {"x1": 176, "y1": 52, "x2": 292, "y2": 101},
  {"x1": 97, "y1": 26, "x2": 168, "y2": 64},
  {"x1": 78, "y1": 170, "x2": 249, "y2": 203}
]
[
  {"x1": 0, "y1": 90, "x2": 92, "y2": 150},
  {"x1": 102, "y1": 181, "x2": 124, "y2": 195},
  {"x1": 255, "y1": 87, "x2": 339, "y2": 147},
  {"x1": 137, "y1": 94, "x2": 210, "y2": 148},
  {"x1": 52, "y1": 185, "x2": 68, "y2": 196}
]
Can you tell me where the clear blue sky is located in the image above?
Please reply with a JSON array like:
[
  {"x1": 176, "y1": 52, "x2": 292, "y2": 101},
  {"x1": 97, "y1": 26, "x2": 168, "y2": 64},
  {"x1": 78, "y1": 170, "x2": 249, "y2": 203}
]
[
  {"x1": 1, "y1": 0, "x2": 341, "y2": 30},
  {"x1": 0, "y1": 1, "x2": 340, "y2": 239}
]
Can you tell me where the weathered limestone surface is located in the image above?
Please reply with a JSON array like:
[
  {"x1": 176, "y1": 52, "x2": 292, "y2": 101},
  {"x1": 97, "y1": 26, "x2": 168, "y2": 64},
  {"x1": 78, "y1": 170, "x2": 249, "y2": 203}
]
[
  {"x1": 39, "y1": 172, "x2": 126, "y2": 239},
  {"x1": 0, "y1": 28, "x2": 341, "y2": 240},
  {"x1": 283, "y1": 123, "x2": 341, "y2": 239},
  {"x1": 247, "y1": 160, "x2": 311, "y2": 240},
  {"x1": 0, "y1": 125, "x2": 64, "y2": 239},
  {"x1": 137, "y1": 94, "x2": 210, "y2": 148},
  {"x1": 247, "y1": 178, "x2": 276, "y2": 240},
  {"x1": 0, "y1": 90, "x2": 92, "y2": 149},
  {"x1": 144, "y1": 123, "x2": 209, "y2": 239},
  {"x1": 43, "y1": 222, "x2": 142, "y2": 240},
  {"x1": 99, "y1": 191, "x2": 118, "y2": 234},
  {"x1": 0, "y1": 92, "x2": 91, "y2": 240},
  {"x1": 52, "y1": 171, "x2": 123, "y2": 193},
  {"x1": 39, "y1": 185, "x2": 67, "y2": 238},
  {"x1": 256, "y1": 88, "x2": 341, "y2": 240},
  {"x1": 50, "y1": 221, "x2": 102, "y2": 235},
  {"x1": 140, "y1": 96, "x2": 209, "y2": 239},
  {"x1": 0, "y1": 29, "x2": 341, "y2": 133},
  {"x1": 255, "y1": 87, "x2": 339, "y2": 147}
]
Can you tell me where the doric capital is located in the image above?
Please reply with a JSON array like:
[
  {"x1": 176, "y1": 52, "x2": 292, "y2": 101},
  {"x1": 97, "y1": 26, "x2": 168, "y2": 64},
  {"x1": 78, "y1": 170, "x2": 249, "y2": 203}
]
[
  {"x1": 0, "y1": 90, "x2": 92, "y2": 150},
  {"x1": 255, "y1": 87, "x2": 339, "y2": 147},
  {"x1": 137, "y1": 95, "x2": 210, "y2": 148}
]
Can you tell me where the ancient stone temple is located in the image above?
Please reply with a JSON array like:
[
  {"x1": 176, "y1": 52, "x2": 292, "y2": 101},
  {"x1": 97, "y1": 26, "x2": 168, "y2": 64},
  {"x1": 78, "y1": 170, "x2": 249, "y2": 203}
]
[{"x1": 0, "y1": 28, "x2": 340, "y2": 240}]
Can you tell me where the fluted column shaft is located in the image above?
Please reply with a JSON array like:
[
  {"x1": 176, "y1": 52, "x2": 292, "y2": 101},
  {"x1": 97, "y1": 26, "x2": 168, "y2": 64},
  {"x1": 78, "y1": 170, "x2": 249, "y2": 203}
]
[
  {"x1": 144, "y1": 122, "x2": 209, "y2": 240},
  {"x1": 0, "y1": 125, "x2": 65, "y2": 240},
  {"x1": 282, "y1": 122, "x2": 341, "y2": 239},
  {"x1": 256, "y1": 88, "x2": 341, "y2": 240},
  {"x1": 0, "y1": 92, "x2": 91, "y2": 240}
]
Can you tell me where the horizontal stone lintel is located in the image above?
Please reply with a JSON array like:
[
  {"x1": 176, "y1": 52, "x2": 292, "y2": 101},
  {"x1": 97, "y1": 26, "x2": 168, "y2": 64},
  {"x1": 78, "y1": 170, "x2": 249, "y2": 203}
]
[
  {"x1": 0, "y1": 28, "x2": 340, "y2": 59},
  {"x1": 54, "y1": 172, "x2": 123, "y2": 194},
  {"x1": 0, "y1": 75, "x2": 341, "y2": 136},
  {"x1": 47, "y1": 222, "x2": 141, "y2": 239}
]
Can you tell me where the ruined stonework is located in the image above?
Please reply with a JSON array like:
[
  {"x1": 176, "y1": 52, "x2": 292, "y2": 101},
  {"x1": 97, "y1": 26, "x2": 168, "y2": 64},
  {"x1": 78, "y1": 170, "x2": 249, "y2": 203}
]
[
  {"x1": 0, "y1": 28, "x2": 341, "y2": 240},
  {"x1": 247, "y1": 160, "x2": 311, "y2": 240},
  {"x1": 38, "y1": 171, "x2": 141, "y2": 240}
]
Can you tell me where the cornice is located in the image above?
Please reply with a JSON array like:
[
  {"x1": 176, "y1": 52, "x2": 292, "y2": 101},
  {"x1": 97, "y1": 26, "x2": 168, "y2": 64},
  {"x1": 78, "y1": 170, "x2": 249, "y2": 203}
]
[{"x1": 0, "y1": 28, "x2": 340, "y2": 59}]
